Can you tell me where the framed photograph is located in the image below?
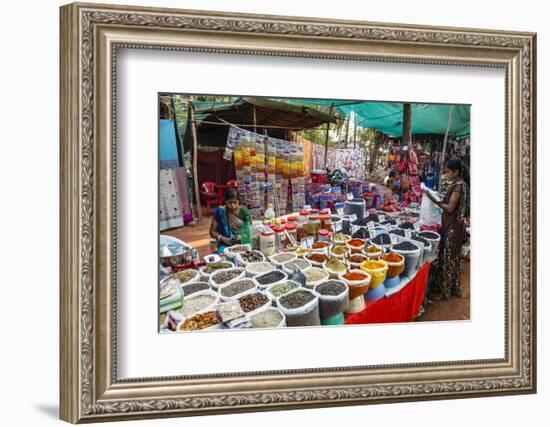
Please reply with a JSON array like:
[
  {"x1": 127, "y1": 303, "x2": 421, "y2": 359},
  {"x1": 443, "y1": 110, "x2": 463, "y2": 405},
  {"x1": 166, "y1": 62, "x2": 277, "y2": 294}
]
[{"x1": 60, "y1": 2, "x2": 537, "y2": 423}]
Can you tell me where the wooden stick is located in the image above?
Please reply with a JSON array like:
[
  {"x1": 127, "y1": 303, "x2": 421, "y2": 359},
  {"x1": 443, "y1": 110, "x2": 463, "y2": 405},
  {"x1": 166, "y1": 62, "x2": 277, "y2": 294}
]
[
  {"x1": 188, "y1": 101, "x2": 202, "y2": 221},
  {"x1": 323, "y1": 105, "x2": 334, "y2": 169}
]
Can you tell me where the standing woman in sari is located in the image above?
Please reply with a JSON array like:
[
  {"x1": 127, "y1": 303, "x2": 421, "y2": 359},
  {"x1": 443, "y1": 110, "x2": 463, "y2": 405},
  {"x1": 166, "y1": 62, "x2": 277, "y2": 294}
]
[
  {"x1": 424, "y1": 157, "x2": 469, "y2": 299},
  {"x1": 209, "y1": 188, "x2": 250, "y2": 254}
]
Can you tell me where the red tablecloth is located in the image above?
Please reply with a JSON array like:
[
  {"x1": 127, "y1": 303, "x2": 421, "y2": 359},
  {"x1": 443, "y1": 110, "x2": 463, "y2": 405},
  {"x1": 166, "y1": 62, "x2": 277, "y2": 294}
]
[{"x1": 344, "y1": 262, "x2": 431, "y2": 324}]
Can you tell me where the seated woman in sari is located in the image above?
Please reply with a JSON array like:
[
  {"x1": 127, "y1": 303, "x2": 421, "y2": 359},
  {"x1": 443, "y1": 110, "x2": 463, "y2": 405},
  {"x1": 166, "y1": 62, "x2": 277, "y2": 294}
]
[{"x1": 209, "y1": 188, "x2": 250, "y2": 254}]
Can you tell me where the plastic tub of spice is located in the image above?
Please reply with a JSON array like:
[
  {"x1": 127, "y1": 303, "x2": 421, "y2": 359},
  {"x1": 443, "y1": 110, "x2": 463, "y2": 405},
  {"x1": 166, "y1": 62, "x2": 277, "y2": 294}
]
[
  {"x1": 313, "y1": 280, "x2": 349, "y2": 318},
  {"x1": 268, "y1": 251, "x2": 297, "y2": 268},
  {"x1": 199, "y1": 260, "x2": 234, "y2": 281},
  {"x1": 347, "y1": 253, "x2": 368, "y2": 270},
  {"x1": 253, "y1": 269, "x2": 288, "y2": 290},
  {"x1": 346, "y1": 238, "x2": 365, "y2": 253},
  {"x1": 248, "y1": 306, "x2": 286, "y2": 328},
  {"x1": 317, "y1": 228, "x2": 331, "y2": 243},
  {"x1": 282, "y1": 258, "x2": 312, "y2": 276},
  {"x1": 323, "y1": 257, "x2": 347, "y2": 279},
  {"x1": 235, "y1": 250, "x2": 266, "y2": 267},
  {"x1": 380, "y1": 251, "x2": 405, "y2": 278},
  {"x1": 359, "y1": 259, "x2": 389, "y2": 288},
  {"x1": 245, "y1": 261, "x2": 276, "y2": 277},
  {"x1": 391, "y1": 240, "x2": 422, "y2": 278},
  {"x1": 338, "y1": 269, "x2": 372, "y2": 313},
  {"x1": 417, "y1": 231, "x2": 441, "y2": 260},
  {"x1": 238, "y1": 291, "x2": 272, "y2": 316},
  {"x1": 305, "y1": 252, "x2": 329, "y2": 267},
  {"x1": 303, "y1": 267, "x2": 329, "y2": 289},
  {"x1": 209, "y1": 267, "x2": 246, "y2": 291},
  {"x1": 277, "y1": 288, "x2": 320, "y2": 327}
]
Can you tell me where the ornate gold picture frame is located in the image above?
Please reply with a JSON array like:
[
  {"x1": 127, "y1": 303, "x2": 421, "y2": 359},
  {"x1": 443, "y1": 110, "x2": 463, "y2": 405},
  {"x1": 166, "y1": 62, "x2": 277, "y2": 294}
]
[{"x1": 60, "y1": 2, "x2": 536, "y2": 423}]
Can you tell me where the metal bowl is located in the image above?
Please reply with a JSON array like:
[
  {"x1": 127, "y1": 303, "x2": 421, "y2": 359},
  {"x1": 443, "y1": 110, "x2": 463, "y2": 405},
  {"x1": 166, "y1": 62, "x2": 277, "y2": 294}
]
[{"x1": 160, "y1": 244, "x2": 193, "y2": 267}]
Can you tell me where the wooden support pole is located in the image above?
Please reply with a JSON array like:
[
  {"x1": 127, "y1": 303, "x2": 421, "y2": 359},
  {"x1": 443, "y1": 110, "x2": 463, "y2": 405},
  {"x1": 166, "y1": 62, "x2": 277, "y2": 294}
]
[
  {"x1": 402, "y1": 103, "x2": 412, "y2": 146},
  {"x1": 188, "y1": 101, "x2": 202, "y2": 221},
  {"x1": 323, "y1": 105, "x2": 334, "y2": 169},
  {"x1": 253, "y1": 105, "x2": 257, "y2": 134},
  {"x1": 353, "y1": 116, "x2": 357, "y2": 149},
  {"x1": 344, "y1": 118, "x2": 349, "y2": 149},
  {"x1": 438, "y1": 105, "x2": 454, "y2": 191}
]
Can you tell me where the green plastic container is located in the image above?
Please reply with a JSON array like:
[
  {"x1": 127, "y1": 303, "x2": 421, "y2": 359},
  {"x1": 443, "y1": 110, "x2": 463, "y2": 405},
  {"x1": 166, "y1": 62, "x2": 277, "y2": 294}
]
[{"x1": 321, "y1": 312, "x2": 345, "y2": 326}]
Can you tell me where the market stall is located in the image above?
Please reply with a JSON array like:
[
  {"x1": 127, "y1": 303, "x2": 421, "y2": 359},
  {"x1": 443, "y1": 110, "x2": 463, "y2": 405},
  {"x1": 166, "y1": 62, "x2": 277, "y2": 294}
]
[{"x1": 159, "y1": 209, "x2": 440, "y2": 332}]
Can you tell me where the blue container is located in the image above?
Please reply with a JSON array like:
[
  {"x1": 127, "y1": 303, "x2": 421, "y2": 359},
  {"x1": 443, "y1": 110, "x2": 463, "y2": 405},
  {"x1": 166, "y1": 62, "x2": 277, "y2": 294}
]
[
  {"x1": 321, "y1": 312, "x2": 345, "y2": 325},
  {"x1": 365, "y1": 284, "x2": 387, "y2": 302},
  {"x1": 384, "y1": 275, "x2": 401, "y2": 289}
]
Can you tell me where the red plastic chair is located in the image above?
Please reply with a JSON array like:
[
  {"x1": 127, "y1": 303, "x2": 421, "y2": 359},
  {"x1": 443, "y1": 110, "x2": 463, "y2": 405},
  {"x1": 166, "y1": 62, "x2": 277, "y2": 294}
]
[
  {"x1": 227, "y1": 179, "x2": 238, "y2": 188},
  {"x1": 200, "y1": 181, "x2": 220, "y2": 213}
]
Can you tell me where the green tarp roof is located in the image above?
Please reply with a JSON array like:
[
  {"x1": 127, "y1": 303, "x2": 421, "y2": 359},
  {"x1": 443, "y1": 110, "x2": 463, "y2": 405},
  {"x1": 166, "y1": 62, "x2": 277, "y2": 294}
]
[{"x1": 269, "y1": 98, "x2": 470, "y2": 138}]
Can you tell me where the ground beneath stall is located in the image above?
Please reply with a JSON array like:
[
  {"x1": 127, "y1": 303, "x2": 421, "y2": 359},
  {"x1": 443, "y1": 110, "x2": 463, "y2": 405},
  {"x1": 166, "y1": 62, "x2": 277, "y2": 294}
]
[
  {"x1": 416, "y1": 260, "x2": 470, "y2": 322},
  {"x1": 162, "y1": 219, "x2": 470, "y2": 323},
  {"x1": 162, "y1": 211, "x2": 213, "y2": 258}
]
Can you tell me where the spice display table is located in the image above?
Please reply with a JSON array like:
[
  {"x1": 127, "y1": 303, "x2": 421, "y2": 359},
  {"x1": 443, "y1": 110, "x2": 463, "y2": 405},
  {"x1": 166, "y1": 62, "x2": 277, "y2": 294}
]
[{"x1": 344, "y1": 262, "x2": 431, "y2": 325}]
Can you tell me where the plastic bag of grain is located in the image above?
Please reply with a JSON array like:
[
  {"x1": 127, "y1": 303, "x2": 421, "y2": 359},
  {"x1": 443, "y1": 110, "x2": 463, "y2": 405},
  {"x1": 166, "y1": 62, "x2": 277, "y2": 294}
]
[
  {"x1": 417, "y1": 230, "x2": 441, "y2": 260},
  {"x1": 252, "y1": 269, "x2": 288, "y2": 290},
  {"x1": 313, "y1": 280, "x2": 349, "y2": 318},
  {"x1": 303, "y1": 267, "x2": 329, "y2": 289},
  {"x1": 199, "y1": 260, "x2": 234, "y2": 281},
  {"x1": 266, "y1": 280, "x2": 301, "y2": 301},
  {"x1": 409, "y1": 236, "x2": 432, "y2": 266},
  {"x1": 268, "y1": 252, "x2": 297, "y2": 268},
  {"x1": 322, "y1": 257, "x2": 347, "y2": 279},
  {"x1": 160, "y1": 268, "x2": 200, "y2": 288},
  {"x1": 238, "y1": 291, "x2": 272, "y2": 317},
  {"x1": 176, "y1": 289, "x2": 220, "y2": 318},
  {"x1": 391, "y1": 240, "x2": 422, "y2": 278},
  {"x1": 235, "y1": 250, "x2": 266, "y2": 267},
  {"x1": 248, "y1": 306, "x2": 286, "y2": 328},
  {"x1": 217, "y1": 278, "x2": 257, "y2": 302},
  {"x1": 209, "y1": 267, "x2": 245, "y2": 291},
  {"x1": 277, "y1": 288, "x2": 320, "y2": 327},
  {"x1": 223, "y1": 243, "x2": 252, "y2": 262},
  {"x1": 282, "y1": 258, "x2": 312, "y2": 276},
  {"x1": 245, "y1": 261, "x2": 276, "y2": 277}
]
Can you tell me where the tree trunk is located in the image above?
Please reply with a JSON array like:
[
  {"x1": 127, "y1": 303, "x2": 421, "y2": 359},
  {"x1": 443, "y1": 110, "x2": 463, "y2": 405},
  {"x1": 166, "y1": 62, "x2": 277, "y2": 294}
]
[{"x1": 402, "y1": 103, "x2": 412, "y2": 146}]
